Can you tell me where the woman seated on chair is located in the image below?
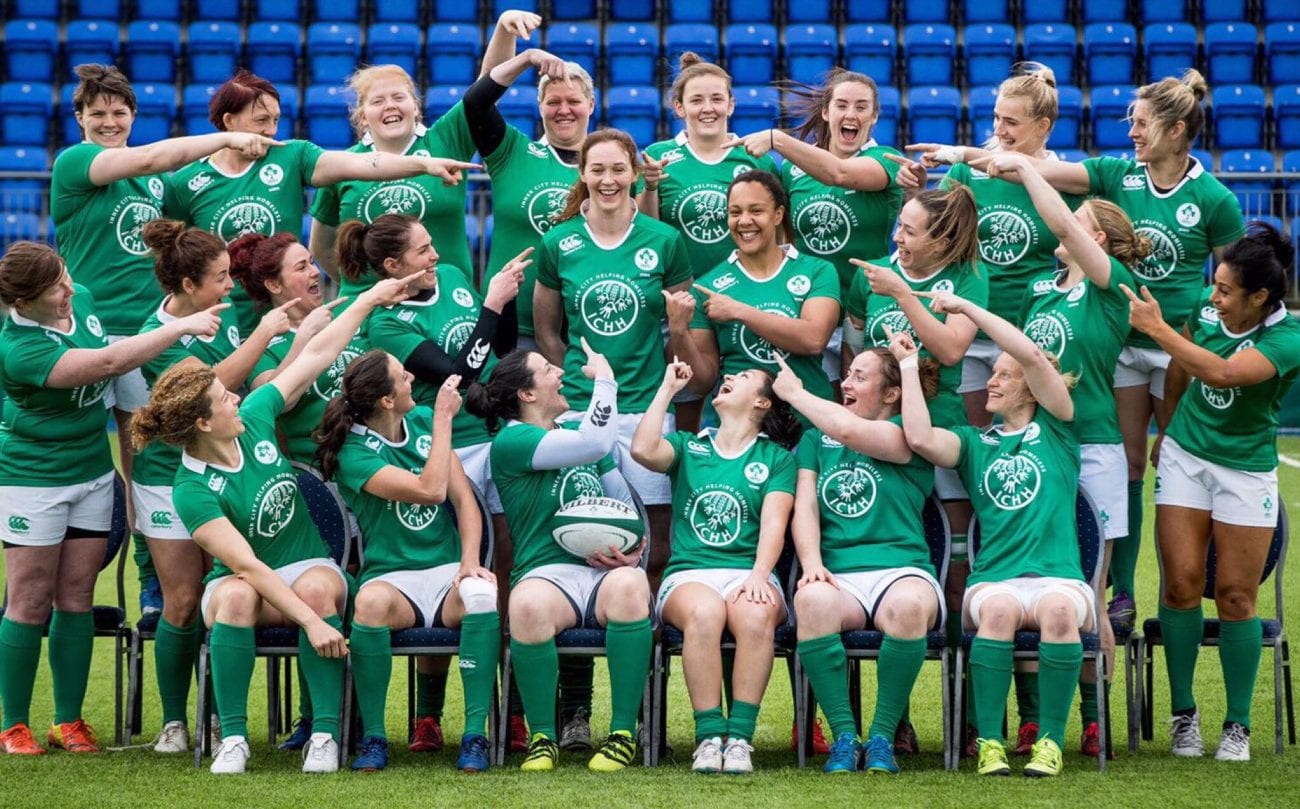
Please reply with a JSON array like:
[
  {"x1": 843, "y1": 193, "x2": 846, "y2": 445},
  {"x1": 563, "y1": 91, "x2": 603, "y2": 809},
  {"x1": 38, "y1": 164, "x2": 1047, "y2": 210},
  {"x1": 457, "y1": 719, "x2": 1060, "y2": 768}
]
[
  {"x1": 1124, "y1": 224, "x2": 1300, "y2": 762},
  {"x1": 314, "y1": 351, "x2": 499, "y2": 774},
  {"x1": 893, "y1": 290, "x2": 1089, "y2": 779},
  {"x1": 464, "y1": 342, "x2": 653, "y2": 774},
  {"x1": 631, "y1": 360, "x2": 800, "y2": 775},
  {"x1": 773, "y1": 349, "x2": 943, "y2": 776},
  {"x1": 129, "y1": 274, "x2": 415, "y2": 775}
]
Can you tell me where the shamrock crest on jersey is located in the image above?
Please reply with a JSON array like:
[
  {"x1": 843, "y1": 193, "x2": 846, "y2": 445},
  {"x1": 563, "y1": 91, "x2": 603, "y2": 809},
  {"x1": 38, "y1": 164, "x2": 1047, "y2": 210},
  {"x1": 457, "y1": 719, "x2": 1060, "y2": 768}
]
[
  {"x1": 416, "y1": 435, "x2": 432, "y2": 458},
  {"x1": 580, "y1": 275, "x2": 642, "y2": 336},
  {"x1": 148, "y1": 177, "x2": 165, "y2": 200},
  {"x1": 820, "y1": 462, "x2": 879, "y2": 518},
  {"x1": 795, "y1": 197, "x2": 853, "y2": 255},
  {"x1": 524, "y1": 185, "x2": 572, "y2": 236},
  {"x1": 674, "y1": 187, "x2": 730, "y2": 244},
  {"x1": 689, "y1": 488, "x2": 743, "y2": 546},
  {"x1": 1176, "y1": 203, "x2": 1201, "y2": 228},
  {"x1": 978, "y1": 207, "x2": 1036, "y2": 266},
  {"x1": 362, "y1": 182, "x2": 427, "y2": 221},
  {"x1": 982, "y1": 453, "x2": 1043, "y2": 511},
  {"x1": 253, "y1": 440, "x2": 279, "y2": 465},
  {"x1": 259, "y1": 164, "x2": 285, "y2": 187}
]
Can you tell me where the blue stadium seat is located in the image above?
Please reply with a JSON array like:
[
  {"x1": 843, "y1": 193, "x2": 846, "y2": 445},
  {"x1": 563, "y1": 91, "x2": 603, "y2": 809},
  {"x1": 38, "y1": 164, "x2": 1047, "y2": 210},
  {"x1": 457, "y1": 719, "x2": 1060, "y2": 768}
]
[
  {"x1": 666, "y1": 0, "x2": 714, "y2": 22},
  {"x1": 59, "y1": 83, "x2": 80, "y2": 146},
  {"x1": 1049, "y1": 85, "x2": 1083, "y2": 149},
  {"x1": 194, "y1": 0, "x2": 242, "y2": 20},
  {"x1": 965, "y1": 24, "x2": 1016, "y2": 87},
  {"x1": 665, "y1": 24, "x2": 720, "y2": 71},
  {"x1": 875, "y1": 85, "x2": 901, "y2": 146},
  {"x1": 0, "y1": 147, "x2": 49, "y2": 216},
  {"x1": 1201, "y1": 0, "x2": 1247, "y2": 23},
  {"x1": 610, "y1": 0, "x2": 655, "y2": 20},
  {"x1": 66, "y1": 21, "x2": 120, "y2": 74},
  {"x1": 1084, "y1": 23, "x2": 1136, "y2": 86},
  {"x1": 904, "y1": 24, "x2": 957, "y2": 87},
  {"x1": 907, "y1": 86, "x2": 961, "y2": 145},
  {"x1": 726, "y1": 24, "x2": 779, "y2": 85},
  {"x1": 1079, "y1": 0, "x2": 1126, "y2": 23},
  {"x1": 844, "y1": 25, "x2": 896, "y2": 85},
  {"x1": 307, "y1": 23, "x2": 363, "y2": 86},
  {"x1": 728, "y1": 0, "x2": 773, "y2": 22},
  {"x1": 788, "y1": 0, "x2": 833, "y2": 23},
  {"x1": 0, "y1": 83, "x2": 53, "y2": 147},
  {"x1": 128, "y1": 84, "x2": 177, "y2": 146},
  {"x1": 1218, "y1": 149, "x2": 1275, "y2": 219},
  {"x1": 1023, "y1": 23, "x2": 1076, "y2": 86},
  {"x1": 732, "y1": 86, "x2": 781, "y2": 134},
  {"x1": 546, "y1": 23, "x2": 599, "y2": 79},
  {"x1": 275, "y1": 86, "x2": 298, "y2": 141},
  {"x1": 133, "y1": 0, "x2": 182, "y2": 20},
  {"x1": 964, "y1": 0, "x2": 1011, "y2": 24},
  {"x1": 255, "y1": 0, "x2": 300, "y2": 22},
  {"x1": 1283, "y1": 150, "x2": 1300, "y2": 215},
  {"x1": 785, "y1": 24, "x2": 837, "y2": 86},
  {"x1": 309, "y1": 0, "x2": 362, "y2": 21},
  {"x1": 427, "y1": 23, "x2": 481, "y2": 87},
  {"x1": 372, "y1": 0, "x2": 422, "y2": 23},
  {"x1": 1, "y1": 213, "x2": 43, "y2": 246},
  {"x1": 5, "y1": 20, "x2": 58, "y2": 83},
  {"x1": 498, "y1": 86, "x2": 540, "y2": 138},
  {"x1": 1091, "y1": 85, "x2": 1135, "y2": 150},
  {"x1": 247, "y1": 23, "x2": 301, "y2": 85},
  {"x1": 548, "y1": 0, "x2": 595, "y2": 17},
  {"x1": 1020, "y1": 0, "x2": 1068, "y2": 24},
  {"x1": 845, "y1": 0, "x2": 890, "y2": 22},
  {"x1": 1262, "y1": 0, "x2": 1296, "y2": 24},
  {"x1": 1212, "y1": 85, "x2": 1266, "y2": 149},
  {"x1": 968, "y1": 84, "x2": 999, "y2": 145},
  {"x1": 367, "y1": 24, "x2": 421, "y2": 79},
  {"x1": 1192, "y1": 149, "x2": 1213, "y2": 169},
  {"x1": 605, "y1": 86, "x2": 660, "y2": 148},
  {"x1": 425, "y1": 85, "x2": 465, "y2": 120},
  {"x1": 75, "y1": 0, "x2": 122, "y2": 16},
  {"x1": 1138, "y1": 0, "x2": 1186, "y2": 23},
  {"x1": 605, "y1": 24, "x2": 659, "y2": 86},
  {"x1": 1058, "y1": 149, "x2": 1089, "y2": 163},
  {"x1": 1205, "y1": 23, "x2": 1258, "y2": 85},
  {"x1": 11, "y1": 0, "x2": 61, "y2": 18},
  {"x1": 304, "y1": 85, "x2": 354, "y2": 150},
  {"x1": 430, "y1": 0, "x2": 478, "y2": 22},
  {"x1": 1266, "y1": 23, "x2": 1300, "y2": 88},
  {"x1": 1275, "y1": 85, "x2": 1300, "y2": 150},
  {"x1": 125, "y1": 22, "x2": 180, "y2": 84},
  {"x1": 1144, "y1": 23, "x2": 1198, "y2": 82},
  {"x1": 903, "y1": 0, "x2": 949, "y2": 23},
  {"x1": 493, "y1": 0, "x2": 538, "y2": 14},
  {"x1": 183, "y1": 85, "x2": 219, "y2": 135},
  {"x1": 188, "y1": 22, "x2": 242, "y2": 85}
]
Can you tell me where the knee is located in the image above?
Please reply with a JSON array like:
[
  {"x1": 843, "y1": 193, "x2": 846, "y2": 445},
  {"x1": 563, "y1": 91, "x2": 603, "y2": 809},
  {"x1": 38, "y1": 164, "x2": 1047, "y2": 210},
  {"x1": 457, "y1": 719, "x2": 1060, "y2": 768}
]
[
  {"x1": 1035, "y1": 599, "x2": 1078, "y2": 640},
  {"x1": 214, "y1": 580, "x2": 260, "y2": 625},
  {"x1": 508, "y1": 592, "x2": 551, "y2": 632},
  {"x1": 878, "y1": 588, "x2": 931, "y2": 637},
  {"x1": 1126, "y1": 456, "x2": 1146, "y2": 481},
  {"x1": 9, "y1": 582, "x2": 55, "y2": 622},
  {"x1": 1163, "y1": 571, "x2": 1206, "y2": 608},
  {"x1": 680, "y1": 599, "x2": 725, "y2": 637},
  {"x1": 353, "y1": 586, "x2": 393, "y2": 626},
  {"x1": 729, "y1": 602, "x2": 778, "y2": 641},
  {"x1": 458, "y1": 577, "x2": 498, "y2": 615},
  {"x1": 603, "y1": 567, "x2": 650, "y2": 603},
  {"x1": 292, "y1": 575, "x2": 338, "y2": 616},
  {"x1": 162, "y1": 589, "x2": 201, "y2": 624},
  {"x1": 976, "y1": 599, "x2": 1020, "y2": 637},
  {"x1": 1214, "y1": 586, "x2": 1257, "y2": 621},
  {"x1": 793, "y1": 584, "x2": 840, "y2": 634}
]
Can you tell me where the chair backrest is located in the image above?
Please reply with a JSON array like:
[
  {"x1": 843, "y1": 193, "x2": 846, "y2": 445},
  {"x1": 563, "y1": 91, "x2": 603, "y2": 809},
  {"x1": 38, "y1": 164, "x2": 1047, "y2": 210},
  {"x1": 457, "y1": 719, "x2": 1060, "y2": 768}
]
[
  {"x1": 1203, "y1": 499, "x2": 1288, "y2": 622},
  {"x1": 292, "y1": 462, "x2": 353, "y2": 571},
  {"x1": 969, "y1": 487, "x2": 1103, "y2": 591},
  {"x1": 921, "y1": 494, "x2": 952, "y2": 591}
]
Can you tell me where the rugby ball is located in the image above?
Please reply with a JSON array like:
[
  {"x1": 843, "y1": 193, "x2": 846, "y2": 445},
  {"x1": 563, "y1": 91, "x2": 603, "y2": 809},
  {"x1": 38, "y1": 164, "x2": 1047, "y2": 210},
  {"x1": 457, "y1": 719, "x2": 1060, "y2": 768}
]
[{"x1": 551, "y1": 497, "x2": 643, "y2": 559}]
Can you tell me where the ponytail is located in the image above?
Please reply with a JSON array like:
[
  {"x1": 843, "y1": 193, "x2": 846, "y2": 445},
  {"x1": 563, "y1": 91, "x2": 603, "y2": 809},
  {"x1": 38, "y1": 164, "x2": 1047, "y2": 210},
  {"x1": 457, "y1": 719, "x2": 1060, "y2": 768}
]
[
  {"x1": 911, "y1": 184, "x2": 981, "y2": 273},
  {"x1": 464, "y1": 349, "x2": 535, "y2": 435},
  {"x1": 335, "y1": 214, "x2": 419, "y2": 283},
  {"x1": 1222, "y1": 221, "x2": 1294, "y2": 310},
  {"x1": 313, "y1": 350, "x2": 394, "y2": 481},
  {"x1": 755, "y1": 370, "x2": 804, "y2": 450}
]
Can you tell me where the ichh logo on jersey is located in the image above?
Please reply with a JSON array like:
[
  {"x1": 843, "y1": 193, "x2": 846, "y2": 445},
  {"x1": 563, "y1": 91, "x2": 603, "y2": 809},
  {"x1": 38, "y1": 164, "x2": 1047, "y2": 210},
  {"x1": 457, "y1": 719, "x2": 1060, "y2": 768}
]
[
  {"x1": 978, "y1": 207, "x2": 1036, "y2": 266},
  {"x1": 983, "y1": 450, "x2": 1045, "y2": 512},
  {"x1": 580, "y1": 276, "x2": 642, "y2": 336},
  {"x1": 675, "y1": 188, "x2": 730, "y2": 244},
  {"x1": 689, "y1": 487, "x2": 744, "y2": 547},
  {"x1": 820, "y1": 461, "x2": 879, "y2": 518}
]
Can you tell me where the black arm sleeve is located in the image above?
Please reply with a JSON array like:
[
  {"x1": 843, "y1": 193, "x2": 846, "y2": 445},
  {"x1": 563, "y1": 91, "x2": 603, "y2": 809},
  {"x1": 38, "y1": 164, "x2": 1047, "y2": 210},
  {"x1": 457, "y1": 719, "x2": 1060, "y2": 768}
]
[
  {"x1": 403, "y1": 307, "x2": 503, "y2": 388},
  {"x1": 463, "y1": 75, "x2": 510, "y2": 160},
  {"x1": 492, "y1": 298, "x2": 519, "y2": 358}
]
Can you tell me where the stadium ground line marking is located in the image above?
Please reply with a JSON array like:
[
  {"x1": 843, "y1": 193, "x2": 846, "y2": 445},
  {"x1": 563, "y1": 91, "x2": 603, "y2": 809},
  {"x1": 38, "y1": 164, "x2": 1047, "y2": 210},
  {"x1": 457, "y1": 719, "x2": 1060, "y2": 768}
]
[{"x1": 1280, "y1": 454, "x2": 1300, "y2": 469}]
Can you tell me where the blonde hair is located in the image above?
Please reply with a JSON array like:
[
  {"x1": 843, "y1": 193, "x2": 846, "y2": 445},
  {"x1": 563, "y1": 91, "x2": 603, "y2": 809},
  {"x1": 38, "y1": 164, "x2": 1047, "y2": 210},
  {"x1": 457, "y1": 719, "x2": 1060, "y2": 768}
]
[
  {"x1": 1082, "y1": 199, "x2": 1153, "y2": 269},
  {"x1": 1129, "y1": 68, "x2": 1208, "y2": 153},
  {"x1": 346, "y1": 64, "x2": 421, "y2": 138},
  {"x1": 670, "y1": 52, "x2": 732, "y2": 104},
  {"x1": 538, "y1": 61, "x2": 595, "y2": 102},
  {"x1": 130, "y1": 364, "x2": 217, "y2": 451},
  {"x1": 983, "y1": 61, "x2": 1058, "y2": 150},
  {"x1": 910, "y1": 184, "x2": 981, "y2": 273}
]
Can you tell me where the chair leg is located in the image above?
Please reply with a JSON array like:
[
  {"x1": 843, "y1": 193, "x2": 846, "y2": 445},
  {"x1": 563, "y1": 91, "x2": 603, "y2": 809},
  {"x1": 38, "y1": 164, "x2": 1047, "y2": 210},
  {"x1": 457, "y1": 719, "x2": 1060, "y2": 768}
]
[
  {"x1": 793, "y1": 652, "x2": 807, "y2": 768},
  {"x1": 114, "y1": 629, "x2": 127, "y2": 745},
  {"x1": 1142, "y1": 636, "x2": 1154, "y2": 741},
  {"x1": 340, "y1": 655, "x2": 353, "y2": 767},
  {"x1": 406, "y1": 656, "x2": 416, "y2": 743},
  {"x1": 649, "y1": 643, "x2": 664, "y2": 767},
  {"x1": 952, "y1": 645, "x2": 966, "y2": 770},
  {"x1": 1282, "y1": 638, "x2": 1296, "y2": 745},
  {"x1": 194, "y1": 642, "x2": 209, "y2": 769},
  {"x1": 1124, "y1": 632, "x2": 1140, "y2": 751},
  {"x1": 124, "y1": 631, "x2": 140, "y2": 745},
  {"x1": 494, "y1": 644, "x2": 512, "y2": 767},
  {"x1": 641, "y1": 667, "x2": 654, "y2": 767},
  {"x1": 941, "y1": 648, "x2": 954, "y2": 772},
  {"x1": 1096, "y1": 656, "x2": 1108, "y2": 772},
  {"x1": 266, "y1": 656, "x2": 279, "y2": 744}
]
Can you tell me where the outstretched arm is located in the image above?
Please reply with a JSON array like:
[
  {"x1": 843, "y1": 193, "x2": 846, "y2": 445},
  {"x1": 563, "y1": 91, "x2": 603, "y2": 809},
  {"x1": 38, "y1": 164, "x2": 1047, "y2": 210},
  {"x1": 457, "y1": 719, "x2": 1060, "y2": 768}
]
[
  {"x1": 87, "y1": 132, "x2": 275, "y2": 186},
  {"x1": 771, "y1": 356, "x2": 912, "y2": 463}
]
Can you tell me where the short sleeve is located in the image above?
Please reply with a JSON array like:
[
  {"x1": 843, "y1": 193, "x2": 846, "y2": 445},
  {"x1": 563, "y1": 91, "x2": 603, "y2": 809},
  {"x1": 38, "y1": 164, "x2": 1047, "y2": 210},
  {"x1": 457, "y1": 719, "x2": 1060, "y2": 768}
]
[
  {"x1": 367, "y1": 311, "x2": 428, "y2": 363},
  {"x1": 142, "y1": 339, "x2": 193, "y2": 386},
  {"x1": 308, "y1": 181, "x2": 342, "y2": 226},
  {"x1": 755, "y1": 154, "x2": 780, "y2": 177},
  {"x1": 662, "y1": 431, "x2": 687, "y2": 477},
  {"x1": 249, "y1": 335, "x2": 288, "y2": 385},
  {"x1": 1255, "y1": 320, "x2": 1300, "y2": 379},
  {"x1": 490, "y1": 423, "x2": 542, "y2": 480},
  {"x1": 665, "y1": 230, "x2": 694, "y2": 286},
  {"x1": 239, "y1": 382, "x2": 286, "y2": 434},
  {"x1": 1205, "y1": 190, "x2": 1247, "y2": 249},
  {"x1": 161, "y1": 171, "x2": 189, "y2": 221},
  {"x1": 955, "y1": 264, "x2": 989, "y2": 307},
  {"x1": 767, "y1": 447, "x2": 797, "y2": 495},
  {"x1": 688, "y1": 280, "x2": 713, "y2": 330},
  {"x1": 536, "y1": 231, "x2": 562, "y2": 291},
  {"x1": 1083, "y1": 156, "x2": 1125, "y2": 197},
  {"x1": 50, "y1": 143, "x2": 101, "y2": 197},
  {"x1": 428, "y1": 103, "x2": 478, "y2": 163},
  {"x1": 867, "y1": 147, "x2": 904, "y2": 184},
  {"x1": 806, "y1": 257, "x2": 840, "y2": 302},
  {"x1": 952, "y1": 424, "x2": 979, "y2": 475},
  {"x1": 2, "y1": 332, "x2": 65, "y2": 387},
  {"x1": 174, "y1": 480, "x2": 226, "y2": 534},
  {"x1": 294, "y1": 140, "x2": 327, "y2": 186},
  {"x1": 336, "y1": 440, "x2": 390, "y2": 497},
  {"x1": 794, "y1": 429, "x2": 819, "y2": 471},
  {"x1": 940, "y1": 162, "x2": 969, "y2": 190}
]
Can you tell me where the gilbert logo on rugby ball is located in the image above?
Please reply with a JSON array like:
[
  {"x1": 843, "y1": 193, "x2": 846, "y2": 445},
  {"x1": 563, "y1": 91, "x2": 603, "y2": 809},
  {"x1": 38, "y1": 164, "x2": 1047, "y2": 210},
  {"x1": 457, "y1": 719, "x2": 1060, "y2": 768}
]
[{"x1": 551, "y1": 496, "x2": 642, "y2": 558}]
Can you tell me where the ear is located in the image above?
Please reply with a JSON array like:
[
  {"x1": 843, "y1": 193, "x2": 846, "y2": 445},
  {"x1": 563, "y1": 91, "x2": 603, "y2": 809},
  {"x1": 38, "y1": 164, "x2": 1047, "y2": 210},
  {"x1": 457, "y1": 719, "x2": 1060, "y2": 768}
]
[
  {"x1": 264, "y1": 275, "x2": 285, "y2": 297},
  {"x1": 380, "y1": 255, "x2": 402, "y2": 277},
  {"x1": 518, "y1": 388, "x2": 537, "y2": 404},
  {"x1": 194, "y1": 415, "x2": 214, "y2": 435},
  {"x1": 221, "y1": 112, "x2": 237, "y2": 131},
  {"x1": 672, "y1": 99, "x2": 687, "y2": 120},
  {"x1": 725, "y1": 94, "x2": 737, "y2": 116},
  {"x1": 1249, "y1": 287, "x2": 1271, "y2": 309},
  {"x1": 882, "y1": 385, "x2": 901, "y2": 406},
  {"x1": 180, "y1": 275, "x2": 199, "y2": 296}
]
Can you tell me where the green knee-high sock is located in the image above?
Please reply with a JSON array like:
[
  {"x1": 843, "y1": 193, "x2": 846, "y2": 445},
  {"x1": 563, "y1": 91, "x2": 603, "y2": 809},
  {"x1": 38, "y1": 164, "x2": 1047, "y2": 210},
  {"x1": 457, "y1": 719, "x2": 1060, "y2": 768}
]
[
  {"x1": 458, "y1": 613, "x2": 501, "y2": 737},
  {"x1": 1079, "y1": 677, "x2": 1102, "y2": 724},
  {"x1": 869, "y1": 636, "x2": 926, "y2": 740},
  {"x1": 693, "y1": 706, "x2": 727, "y2": 744},
  {"x1": 1015, "y1": 670, "x2": 1040, "y2": 725},
  {"x1": 1037, "y1": 642, "x2": 1083, "y2": 744},
  {"x1": 1219, "y1": 617, "x2": 1262, "y2": 729},
  {"x1": 416, "y1": 669, "x2": 448, "y2": 719},
  {"x1": 1159, "y1": 603, "x2": 1204, "y2": 714},
  {"x1": 510, "y1": 638, "x2": 558, "y2": 740},
  {"x1": 728, "y1": 699, "x2": 761, "y2": 742},
  {"x1": 348, "y1": 623, "x2": 392, "y2": 740},
  {"x1": 298, "y1": 615, "x2": 345, "y2": 740},
  {"x1": 133, "y1": 531, "x2": 156, "y2": 584},
  {"x1": 296, "y1": 665, "x2": 313, "y2": 721},
  {"x1": 48, "y1": 610, "x2": 94, "y2": 724},
  {"x1": 969, "y1": 638, "x2": 1014, "y2": 742},
  {"x1": 558, "y1": 655, "x2": 594, "y2": 722},
  {"x1": 1110, "y1": 481, "x2": 1145, "y2": 597},
  {"x1": 154, "y1": 617, "x2": 201, "y2": 725},
  {"x1": 0, "y1": 618, "x2": 43, "y2": 730},
  {"x1": 797, "y1": 634, "x2": 855, "y2": 739},
  {"x1": 210, "y1": 623, "x2": 256, "y2": 739},
  {"x1": 605, "y1": 618, "x2": 652, "y2": 735}
]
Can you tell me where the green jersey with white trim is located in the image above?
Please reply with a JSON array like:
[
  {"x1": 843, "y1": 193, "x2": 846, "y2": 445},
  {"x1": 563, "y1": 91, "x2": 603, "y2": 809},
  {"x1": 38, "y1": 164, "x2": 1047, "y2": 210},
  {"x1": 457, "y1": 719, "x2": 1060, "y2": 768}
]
[
  {"x1": 0, "y1": 285, "x2": 112, "y2": 486},
  {"x1": 164, "y1": 140, "x2": 326, "y2": 337},
  {"x1": 645, "y1": 132, "x2": 779, "y2": 275},
  {"x1": 536, "y1": 211, "x2": 694, "y2": 413},
  {"x1": 943, "y1": 161, "x2": 1084, "y2": 330},
  {"x1": 309, "y1": 107, "x2": 477, "y2": 276},
  {"x1": 1084, "y1": 156, "x2": 1245, "y2": 349},
  {"x1": 133, "y1": 298, "x2": 244, "y2": 487},
  {"x1": 481, "y1": 129, "x2": 580, "y2": 337},
  {"x1": 662, "y1": 429, "x2": 796, "y2": 578},
  {"x1": 689, "y1": 246, "x2": 840, "y2": 401},
  {"x1": 1020, "y1": 258, "x2": 1134, "y2": 445},
  {"x1": 249, "y1": 327, "x2": 368, "y2": 466},
  {"x1": 367, "y1": 264, "x2": 495, "y2": 449},
  {"x1": 782, "y1": 141, "x2": 905, "y2": 302},
  {"x1": 50, "y1": 144, "x2": 164, "y2": 335},
  {"x1": 954, "y1": 408, "x2": 1083, "y2": 585},
  {"x1": 1166, "y1": 289, "x2": 1300, "y2": 472},
  {"x1": 335, "y1": 406, "x2": 461, "y2": 585},
  {"x1": 794, "y1": 422, "x2": 935, "y2": 575},
  {"x1": 845, "y1": 254, "x2": 988, "y2": 427},
  {"x1": 490, "y1": 420, "x2": 619, "y2": 586},
  {"x1": 174, "y1": 384, "x2": 329, "y2": 582}
]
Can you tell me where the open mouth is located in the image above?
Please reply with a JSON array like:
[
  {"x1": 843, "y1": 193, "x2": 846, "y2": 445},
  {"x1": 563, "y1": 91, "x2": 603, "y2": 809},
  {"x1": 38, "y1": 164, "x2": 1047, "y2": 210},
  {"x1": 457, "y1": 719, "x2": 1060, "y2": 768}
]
[
  {"x1": 381, "y1": 114, "x2": 403, "y2": 126},
  {"x1": 596, "y1": 186, "x2": 621, "y2": 201},
  {"x1": 839, "y1": 123, "x2": 861, "y2": 142},
  {"x1": 307, "y1": 279, "x2": 321, "y2": 297},
  {"x1": 718, "y1": 382, "x2": 734, "y2": 395},
  {"x1": 734, "y1": 227, "x2": 761, "y2": 245}
]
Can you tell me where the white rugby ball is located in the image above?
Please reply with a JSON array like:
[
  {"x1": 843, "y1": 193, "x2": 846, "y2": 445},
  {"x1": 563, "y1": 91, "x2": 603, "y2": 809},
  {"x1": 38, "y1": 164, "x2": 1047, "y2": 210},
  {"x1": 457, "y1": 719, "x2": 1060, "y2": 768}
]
[{"x1": 551, "y1": 497, "x2": 643, "y2": 559}]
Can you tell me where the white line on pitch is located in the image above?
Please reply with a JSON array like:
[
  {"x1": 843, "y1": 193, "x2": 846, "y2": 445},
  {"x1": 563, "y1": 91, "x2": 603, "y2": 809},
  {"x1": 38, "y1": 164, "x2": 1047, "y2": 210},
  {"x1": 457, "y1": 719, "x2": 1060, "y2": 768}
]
[{"x1": 1280, "y1": 454, "x2": 1300, "y2": 469}]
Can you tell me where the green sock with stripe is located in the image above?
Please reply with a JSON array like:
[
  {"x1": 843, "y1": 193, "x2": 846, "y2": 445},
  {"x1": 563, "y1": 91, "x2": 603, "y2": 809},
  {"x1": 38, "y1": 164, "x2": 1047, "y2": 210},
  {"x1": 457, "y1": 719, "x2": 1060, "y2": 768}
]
[{"x1": 458, "y1": 612, "x2": 501, "y2": 737}]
